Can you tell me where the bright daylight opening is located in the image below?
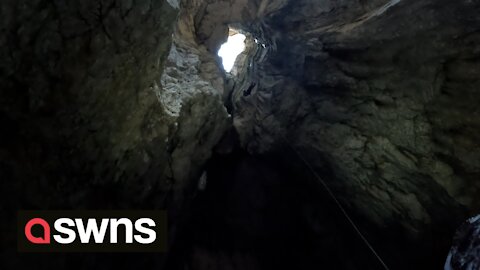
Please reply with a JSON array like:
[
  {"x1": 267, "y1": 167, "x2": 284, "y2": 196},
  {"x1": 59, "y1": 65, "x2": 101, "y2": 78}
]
[{"x1": 218, "y1": 33, "x2": 246, "y2": 72}]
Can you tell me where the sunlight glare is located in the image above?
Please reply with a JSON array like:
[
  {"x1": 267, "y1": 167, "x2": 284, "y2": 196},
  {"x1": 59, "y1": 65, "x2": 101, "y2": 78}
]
[{"x1": 218, "y1": 34, "x2": 246, "y2": 72}]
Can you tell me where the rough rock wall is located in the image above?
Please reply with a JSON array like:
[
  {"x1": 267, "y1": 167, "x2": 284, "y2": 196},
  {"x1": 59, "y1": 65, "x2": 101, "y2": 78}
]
[
  {"x1": 160, "y1": 0, "x2": 231, "y2": 195},
  {"x1": 0, "y1": 0, "x2": 228, "y2": 267},
  {"x1": 229, "y1": 0, "x2": 480, "y2": 267},
  {"x1": 0, "y1": 0, "x2": 177, "y2": 204}
]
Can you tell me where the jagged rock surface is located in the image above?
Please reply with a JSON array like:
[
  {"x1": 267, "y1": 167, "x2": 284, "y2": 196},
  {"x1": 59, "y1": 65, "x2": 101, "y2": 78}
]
[{"x1": 445, "y1": 215, "x2": 480, "y2": 270}]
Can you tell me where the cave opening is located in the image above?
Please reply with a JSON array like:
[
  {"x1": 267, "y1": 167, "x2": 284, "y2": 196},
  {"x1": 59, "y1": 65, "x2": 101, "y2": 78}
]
[
  {"x1": 165, "y1": 21, "x2": 402, "y2": 270},
  {"x1": 217, "y1": 29, "x2": 247, "y2": 72},
  {"x1": 164, "y1": 18, "x2": 451, "y2": 267}
]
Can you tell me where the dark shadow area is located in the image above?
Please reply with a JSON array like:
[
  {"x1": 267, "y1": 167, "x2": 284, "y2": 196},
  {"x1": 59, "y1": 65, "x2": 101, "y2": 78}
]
[{"x1": 165, "y1": 144, "x2": 388, "y2": 270}]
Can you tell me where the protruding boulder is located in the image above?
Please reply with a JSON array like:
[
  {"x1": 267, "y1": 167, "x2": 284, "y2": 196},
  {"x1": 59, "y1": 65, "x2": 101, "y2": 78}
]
[{"x1": 445, "y1": 215, "x2": 480, "y2": 270}]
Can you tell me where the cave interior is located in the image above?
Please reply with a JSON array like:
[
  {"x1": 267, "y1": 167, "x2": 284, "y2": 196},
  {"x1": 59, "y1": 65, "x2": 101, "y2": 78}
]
[{"x1": 1, "y1": 0, "x2": 480, "y2": 269}]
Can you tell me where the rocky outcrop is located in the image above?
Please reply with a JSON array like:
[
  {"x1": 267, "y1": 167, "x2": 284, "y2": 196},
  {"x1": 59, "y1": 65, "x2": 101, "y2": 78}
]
[{"x1": 446, "y1": 215, "x2": 480, "y2": 270}]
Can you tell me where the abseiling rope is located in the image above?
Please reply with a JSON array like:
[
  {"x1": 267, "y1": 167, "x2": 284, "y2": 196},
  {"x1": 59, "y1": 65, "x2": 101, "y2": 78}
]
[{"x1": 283, "y1": 137, "x2": 391, "y2": 270}]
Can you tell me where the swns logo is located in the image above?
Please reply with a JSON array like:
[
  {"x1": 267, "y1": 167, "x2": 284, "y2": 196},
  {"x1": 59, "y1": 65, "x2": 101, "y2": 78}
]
[{"x1": 18, "y1": 211, "x2": 167, "y2": 252}]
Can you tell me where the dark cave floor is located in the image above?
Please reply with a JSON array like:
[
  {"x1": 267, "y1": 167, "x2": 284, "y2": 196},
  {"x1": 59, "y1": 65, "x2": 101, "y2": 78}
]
[
  {"x1": 165, "y1": 148, "x2": 390, "y2": 270},
  {"x1": 2, "y1": 146, "x2": 450, "y2": 270}
]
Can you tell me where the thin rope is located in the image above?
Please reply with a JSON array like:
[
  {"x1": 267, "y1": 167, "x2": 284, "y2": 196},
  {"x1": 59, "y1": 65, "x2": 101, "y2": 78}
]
[{"x1": 283, "y1": 137, "x2": 391, "y2": 270}]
